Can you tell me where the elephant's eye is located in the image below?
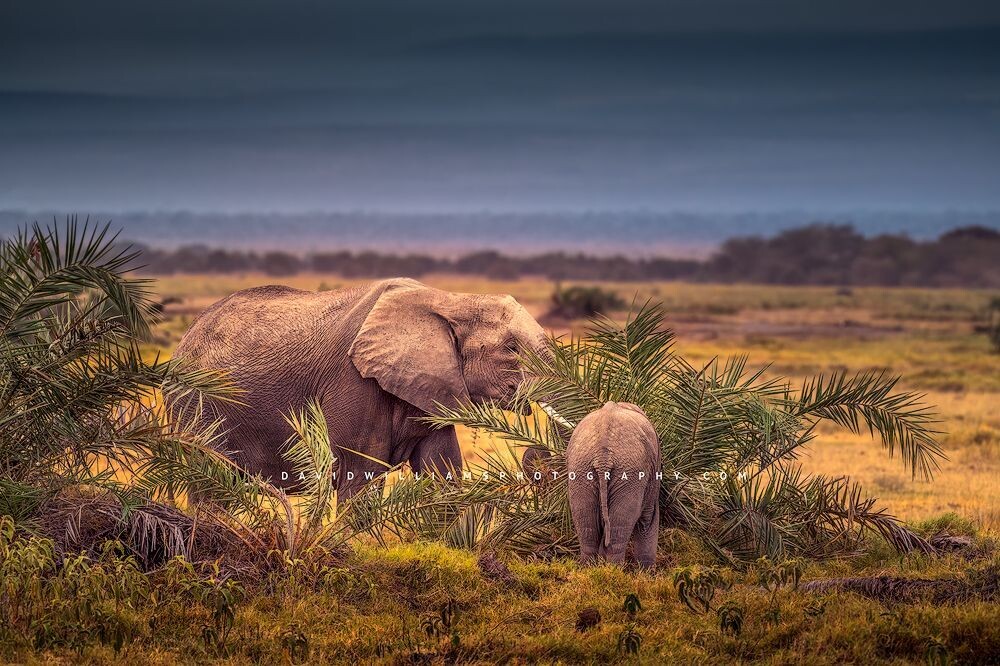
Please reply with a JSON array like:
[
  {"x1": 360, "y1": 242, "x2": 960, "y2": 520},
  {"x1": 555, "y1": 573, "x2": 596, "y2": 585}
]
[{"x1": 506, "y1": 340, "x2": 519, "y2": 354}]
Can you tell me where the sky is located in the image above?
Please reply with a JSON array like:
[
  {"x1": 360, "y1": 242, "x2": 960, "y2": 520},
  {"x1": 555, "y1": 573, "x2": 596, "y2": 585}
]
[{"x1": 2, "y1": 1, "x2": 1000, "y2": 214}]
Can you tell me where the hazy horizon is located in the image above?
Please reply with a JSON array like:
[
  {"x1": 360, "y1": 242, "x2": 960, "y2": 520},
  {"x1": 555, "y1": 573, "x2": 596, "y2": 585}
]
[{"x1": 2, "y1": 209, "x2": 996, "y2": 257}]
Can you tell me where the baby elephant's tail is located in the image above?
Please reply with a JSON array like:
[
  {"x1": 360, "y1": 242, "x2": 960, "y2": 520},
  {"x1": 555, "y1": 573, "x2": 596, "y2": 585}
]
[{"x1": 598, "y1": 471, "x2": 611, "y2": 548}]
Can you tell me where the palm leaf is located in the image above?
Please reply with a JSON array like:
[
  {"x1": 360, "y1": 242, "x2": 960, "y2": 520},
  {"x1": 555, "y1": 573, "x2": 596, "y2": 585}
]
[
  {"x1": 795, "y1": 370, "x2": 945, "y2": 480},
  {"x1": 416, "y1": 301, "x2": 942, "y2": 563}
]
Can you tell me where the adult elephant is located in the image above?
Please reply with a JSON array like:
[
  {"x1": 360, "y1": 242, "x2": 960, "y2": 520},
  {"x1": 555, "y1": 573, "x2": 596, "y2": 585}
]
[{"x1": 171, "y1": 278, "x2": 549, "y2": 497}]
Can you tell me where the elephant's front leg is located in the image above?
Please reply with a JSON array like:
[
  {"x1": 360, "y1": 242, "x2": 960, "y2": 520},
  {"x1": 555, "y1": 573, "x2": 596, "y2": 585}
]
[{"x1": 410, "y1": 426, "x2": 463, "y2": 478}]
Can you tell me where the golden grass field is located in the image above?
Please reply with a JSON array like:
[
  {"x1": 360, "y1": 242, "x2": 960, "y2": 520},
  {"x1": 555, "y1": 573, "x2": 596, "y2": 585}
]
[{"x1": 149, "y1": 273, "x2": 1000, "y2": 533}]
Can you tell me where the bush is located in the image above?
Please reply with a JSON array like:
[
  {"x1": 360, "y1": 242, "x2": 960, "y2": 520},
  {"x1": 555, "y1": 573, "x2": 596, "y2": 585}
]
[
  {"x1": 419, "y1": 303, "x2": 944, "y2": 564},
  {"x1": 548, "y1": 284, "x2": 626, "y2": 319},
  {"x1": 0, "y1": 219, "x2": 277, "y2": 563}
]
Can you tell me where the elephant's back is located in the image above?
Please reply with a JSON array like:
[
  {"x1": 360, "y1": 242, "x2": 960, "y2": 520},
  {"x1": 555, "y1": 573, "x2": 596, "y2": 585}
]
[
  {"x1": 567, "y1": 402, "x2": 658, "y2": 470},
  {"x1": 173, "y1": 279, "x2": 419, "y2": 369},
  {"x1": 174, "y1": 284, "x2": 357, "y2": 367}
]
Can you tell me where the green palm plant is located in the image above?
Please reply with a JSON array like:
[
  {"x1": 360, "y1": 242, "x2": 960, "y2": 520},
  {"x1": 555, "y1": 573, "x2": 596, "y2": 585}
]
[
  {"x1": 344, "y1": 456, "x2": 575, "y2": 554},
  {"x1": 1, "y1": 219, "x2": 226, "y2": 494},
  {"x1": 416, "y1": 302, "x2": 944, "y2": 563},
  {"x1": 0, "y1": 219, "x2": 282, "y2": 559}
]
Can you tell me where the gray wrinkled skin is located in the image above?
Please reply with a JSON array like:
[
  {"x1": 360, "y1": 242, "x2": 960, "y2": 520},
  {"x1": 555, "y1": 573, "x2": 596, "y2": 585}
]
[
  {"x1": 566, "y1": 402, "x2": 660, "y2": 569},
  {"x1": 170, "y1": 278, "x2": 548, "y2": 497},
  {"x1": 521, "y1": 446, "x2": 553, "y2": 482}
]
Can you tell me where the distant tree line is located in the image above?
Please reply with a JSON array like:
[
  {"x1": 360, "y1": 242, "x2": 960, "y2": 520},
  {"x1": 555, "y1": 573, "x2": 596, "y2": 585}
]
[{"x1": 133, "y1": 224, "x2": 1000, "y2": 287}]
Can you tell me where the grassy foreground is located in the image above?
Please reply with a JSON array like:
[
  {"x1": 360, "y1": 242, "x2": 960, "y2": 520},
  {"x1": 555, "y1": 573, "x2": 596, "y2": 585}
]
[{"x1": 2, "y1": 526, "x2": 998, "y2": 665}]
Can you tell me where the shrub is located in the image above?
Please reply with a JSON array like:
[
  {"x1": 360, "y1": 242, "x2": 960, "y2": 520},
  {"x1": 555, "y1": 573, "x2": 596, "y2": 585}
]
[
  {"x1": 0, "y1": 219, "x2": 308, "y2": 564},
  {"x1": 0, "y1": 220, "x2": 232, "y2": 513},
  {"x1": 548, "y1": 284, "x2": 626, "y2": 319},
  {"x1": 417, "y1": 303, "x2": 944, "y2": 563}
]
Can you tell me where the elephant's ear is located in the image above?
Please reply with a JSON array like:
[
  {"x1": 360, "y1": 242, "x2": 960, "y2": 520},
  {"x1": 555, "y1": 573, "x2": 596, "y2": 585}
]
[{"x1": 349, "y1": 285, "x2": 470, "y2": 415}]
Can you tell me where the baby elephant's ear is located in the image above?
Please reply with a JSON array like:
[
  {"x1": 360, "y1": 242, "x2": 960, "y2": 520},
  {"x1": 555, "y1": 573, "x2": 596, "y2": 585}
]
[{"x1": 349, "y1": 285, "x2": 471, "y2": 415}]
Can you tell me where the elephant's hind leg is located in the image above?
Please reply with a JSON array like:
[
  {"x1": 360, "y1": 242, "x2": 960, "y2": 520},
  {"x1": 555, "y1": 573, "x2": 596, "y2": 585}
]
[
  {"x1": 630, "y1": 508, "x2": 659, "y2": 570},
  {"x1": 568, "y1": 482, "x2": 602, "y2": 564},
  {"x1": 602, "y1": 483, "x2": 646, "y2": 565}
]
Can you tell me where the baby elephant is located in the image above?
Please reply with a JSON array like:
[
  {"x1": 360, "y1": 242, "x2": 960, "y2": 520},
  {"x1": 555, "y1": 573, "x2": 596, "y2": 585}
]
[{"x1": 566, "y1": 402, "x2": 660, "y2": 568}]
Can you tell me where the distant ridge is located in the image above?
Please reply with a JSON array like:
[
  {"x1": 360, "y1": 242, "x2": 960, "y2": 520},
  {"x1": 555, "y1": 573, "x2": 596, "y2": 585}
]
[
  {"x1": 1, "y1": 210, "x2": 998, "y2": 258},
  {"x1": 123, "y1": 223, "x2": 1000, "y2": 287}
]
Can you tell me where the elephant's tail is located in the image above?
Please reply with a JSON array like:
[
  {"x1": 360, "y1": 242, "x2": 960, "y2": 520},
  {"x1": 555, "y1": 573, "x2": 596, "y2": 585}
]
[{"x1": 598, "y1": 470, "x2": 611, "y2": 548}]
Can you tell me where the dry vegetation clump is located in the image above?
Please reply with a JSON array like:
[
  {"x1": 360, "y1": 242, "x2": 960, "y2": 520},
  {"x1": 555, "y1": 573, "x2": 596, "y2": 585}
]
[
  {"x1": 32, "y1": 489, "x2": 240, "y2": 568},
  {"x1": 801, "y1": 564, "x2": 1000, "y2": 605}
]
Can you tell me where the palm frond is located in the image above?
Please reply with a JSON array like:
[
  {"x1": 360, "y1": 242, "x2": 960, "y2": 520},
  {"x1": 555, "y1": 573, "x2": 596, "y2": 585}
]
[
  {"x1": 283, "y1": 400, "x2": 338, "y2": 527},
  {"x1": 0, "y1": 217, "x2": 154, "y2": 341},
  {"x1": 795, "y1": 370, "x2": 945, "y2": 479},
  {"x1": 419, "y1": 301, "x2": 944, "y2": 563}
]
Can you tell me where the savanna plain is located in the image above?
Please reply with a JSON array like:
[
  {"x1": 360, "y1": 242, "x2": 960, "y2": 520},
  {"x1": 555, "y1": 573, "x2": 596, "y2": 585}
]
[
  {"x1": 6, "y1": 270, "x2": 1000, "y2": 665},
  {"x1": 124, "y1": 273, "x2": 999, "y2": 664}
]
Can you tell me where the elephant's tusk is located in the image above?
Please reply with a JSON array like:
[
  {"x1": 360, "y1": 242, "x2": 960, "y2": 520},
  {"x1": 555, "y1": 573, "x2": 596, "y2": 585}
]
[{"x1": 538, "y1": 401, "x2": 575, "y2": 429}]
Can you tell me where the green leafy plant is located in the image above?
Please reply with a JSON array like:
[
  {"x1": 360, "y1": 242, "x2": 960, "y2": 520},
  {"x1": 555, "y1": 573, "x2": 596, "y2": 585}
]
[
  {"x1": 0, "y1": 521, "x2": 149, "y2": 653},
  {"x1": 674, "y1": 567, "x2": 731, "y2": 614},
  {"x1": 717, "y1": 601, "x2": 744, "y2": 636},
  {"x1": 617, "y1": 624, "x2": 642, "y2": 655},
  {"x1": 623, "y1": 592, "x2": 642, "y2": 618},
  {"x1": 756, "y1": 558, "x2": 803, "y2": 593},
  {"x1": 322, "y1": 566, "x2": 376, "y2": 600},
  {"x1": 155, "y1": 556, "x2": 244, "y2": 655},
  {"x1": 421, "y1": 599, "x2": 460, "y2": 642},
  {"x1": 425, "y1": 302, "x2": 944, "y2": 563}
]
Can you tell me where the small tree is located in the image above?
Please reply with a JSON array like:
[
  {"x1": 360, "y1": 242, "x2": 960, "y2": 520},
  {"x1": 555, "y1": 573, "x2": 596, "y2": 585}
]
[
  {"x1": 409, "y1": 303, "x2": 944, "y2": 563},
  {"x1": 0, "y1": 219, "x2": 302, "y2": 561}
]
